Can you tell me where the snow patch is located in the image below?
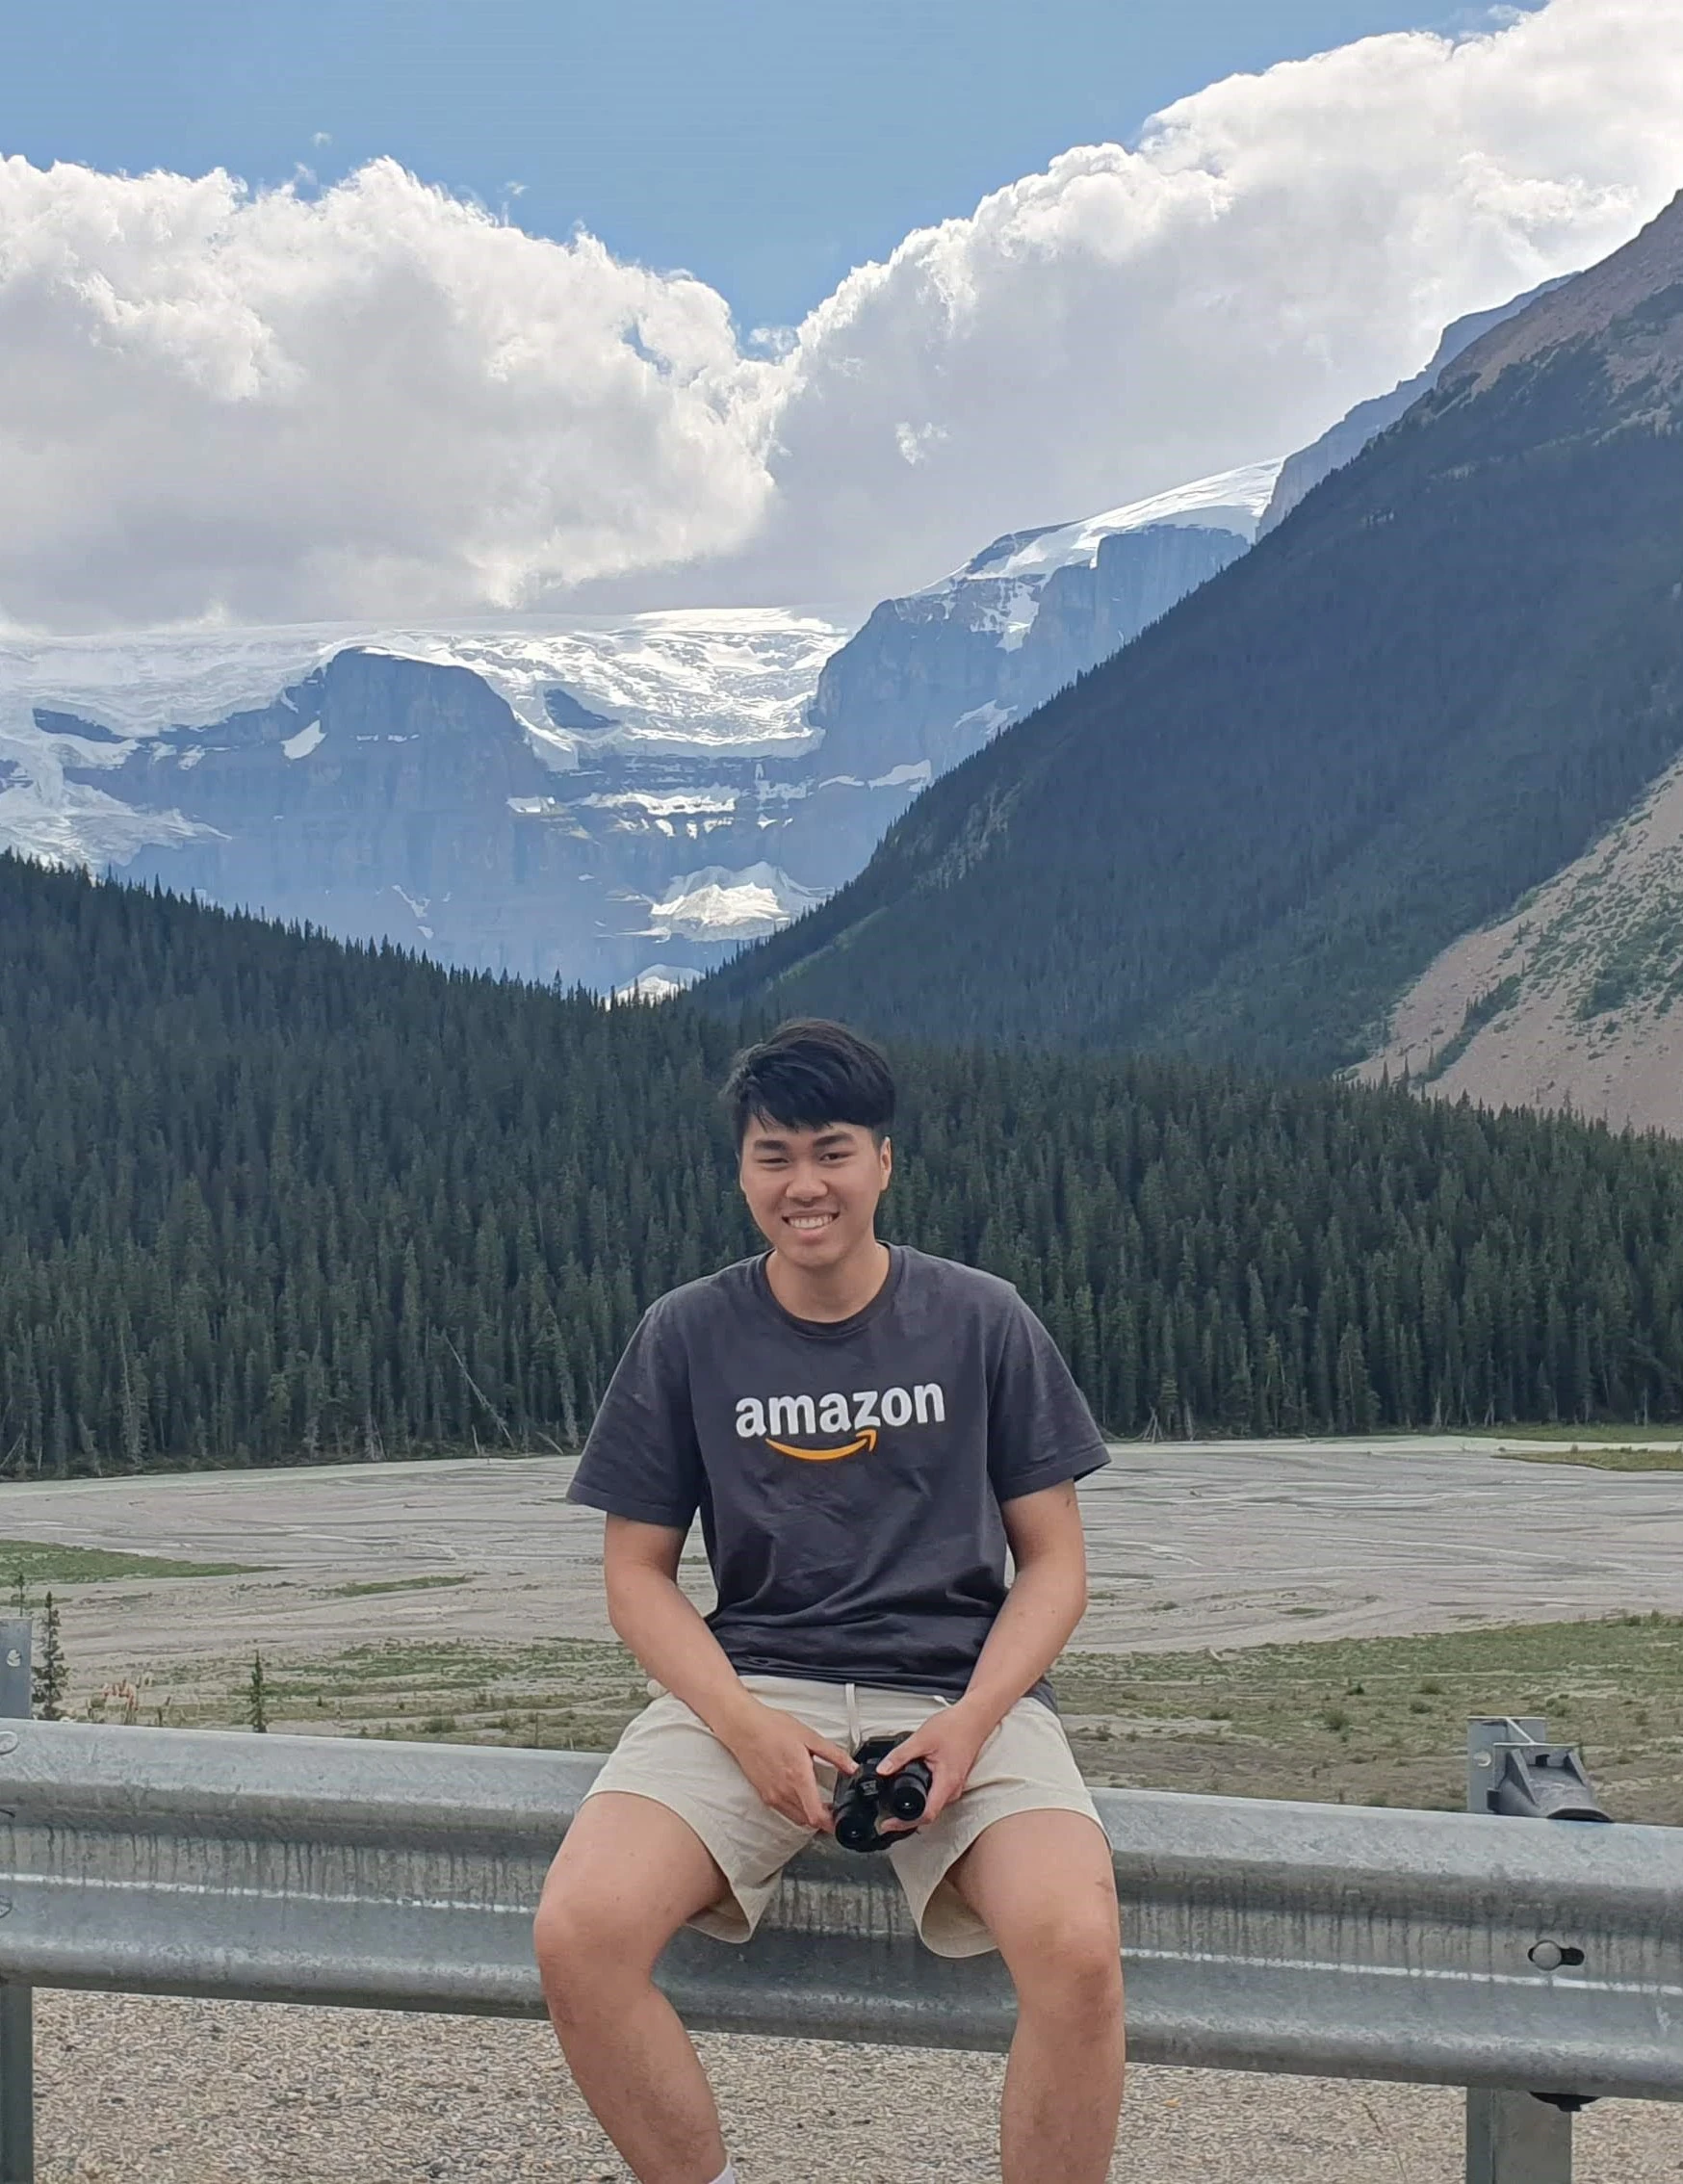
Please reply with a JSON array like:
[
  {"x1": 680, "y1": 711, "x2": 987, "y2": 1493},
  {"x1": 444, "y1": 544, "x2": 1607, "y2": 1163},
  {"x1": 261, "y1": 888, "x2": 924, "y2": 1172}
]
[
  {"x1": 282, "y1": 721, "x2": 324, "y2": 760},
  {"x1": 868, "y1": 761, "x2": 934, "y2": 791},
  {"x1": 640, "y1": 862, "x2": 824, "y2": 942},
  {"x1": 367, "y1": 611, "x2": 845, "y2": 763},
  {"x1": 0, "y1": 626, "x2": 336, "y2": 742},
  {"x1": 580, "y1": 786, "x2": 738, "y2": 817},
  {"x1": 931, "y1": 459, "x2": 1285, "y2": 598},
  {"x1": 952, "y1": 700, "x2": 1013, "y2": 739},
  {"x1": 0, "y1": 752, "x2": 218, "y2": 869},
  {"x1": 391, "y1": 884, "x2": 434, "y2": 940},
  {"x1": 613, "y1": 962, "x2": 705, "y2": 1003},
  {"x1": 993, "y1": 583, "x2": 1042, "y2": 652}
]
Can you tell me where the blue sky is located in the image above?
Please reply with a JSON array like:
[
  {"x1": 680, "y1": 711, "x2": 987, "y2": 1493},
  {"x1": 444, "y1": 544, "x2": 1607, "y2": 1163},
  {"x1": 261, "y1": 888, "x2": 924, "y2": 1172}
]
[{"x1": 5, "y1": 0, "x2": 1475, "y2": 331}]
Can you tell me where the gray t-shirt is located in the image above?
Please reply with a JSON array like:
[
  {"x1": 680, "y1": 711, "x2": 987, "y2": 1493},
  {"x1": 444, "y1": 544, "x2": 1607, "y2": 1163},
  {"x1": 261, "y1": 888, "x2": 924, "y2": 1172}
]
[{"x1": 567, "y1": 1244, "x2": 1109, "y2": 1701}]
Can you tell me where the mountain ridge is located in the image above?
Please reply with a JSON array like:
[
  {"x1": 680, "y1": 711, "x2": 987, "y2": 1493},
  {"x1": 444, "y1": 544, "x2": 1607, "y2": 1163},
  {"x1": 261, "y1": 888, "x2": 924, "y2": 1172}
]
[
  {"x1": 1446, "y1": 190, "x2": 1683, "y2": 394},
  {"x1": 1257, "y1": 274, "x2": 1568, "y2": 534},
  {"x1": 806, "y1": 461, "x2": 1278, "y2": 782}
]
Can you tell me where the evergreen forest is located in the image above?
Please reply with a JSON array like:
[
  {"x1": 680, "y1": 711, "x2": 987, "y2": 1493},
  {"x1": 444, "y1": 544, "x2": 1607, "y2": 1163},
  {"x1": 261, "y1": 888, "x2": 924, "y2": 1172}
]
[{"x1": 7, "y1": 854, "x2": 1683, "y2": 1476}]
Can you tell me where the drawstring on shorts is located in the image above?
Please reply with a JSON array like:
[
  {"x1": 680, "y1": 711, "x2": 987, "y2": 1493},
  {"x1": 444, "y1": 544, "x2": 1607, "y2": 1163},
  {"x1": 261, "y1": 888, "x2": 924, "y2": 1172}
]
[{"x1": 842, "y1": 1679, "x2": 945, "y2": 1755}]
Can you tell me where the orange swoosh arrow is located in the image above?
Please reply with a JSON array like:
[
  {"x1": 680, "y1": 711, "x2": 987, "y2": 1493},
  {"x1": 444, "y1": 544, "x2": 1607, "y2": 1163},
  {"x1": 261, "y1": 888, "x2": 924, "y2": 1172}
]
[{"x1": 765, "y1": 1426, "x2": 879, "y2": 1463}]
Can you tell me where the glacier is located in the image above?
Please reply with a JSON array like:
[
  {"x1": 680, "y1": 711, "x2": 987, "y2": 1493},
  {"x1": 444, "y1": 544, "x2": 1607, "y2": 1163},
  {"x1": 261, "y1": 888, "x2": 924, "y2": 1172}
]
[
  {"x1": 0, "y1": 614, "x2": 872, "y2": 993},
  {"x1": 0, "y1": 478, "x2": 1293, "y2": 990}
]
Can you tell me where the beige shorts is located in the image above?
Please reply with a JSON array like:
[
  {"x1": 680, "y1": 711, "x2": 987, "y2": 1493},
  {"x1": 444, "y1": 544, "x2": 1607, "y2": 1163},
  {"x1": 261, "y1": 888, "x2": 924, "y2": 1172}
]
[{"x1": 583, "y1": 1673, "x2": 1104, "y2": 1959}]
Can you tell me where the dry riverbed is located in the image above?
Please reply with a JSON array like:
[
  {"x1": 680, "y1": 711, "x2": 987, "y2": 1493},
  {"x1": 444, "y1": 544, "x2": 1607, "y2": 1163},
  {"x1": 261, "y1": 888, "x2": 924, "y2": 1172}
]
[{"x1": 8, "y1": 1434, "x2": 1683, "y2": 1815}]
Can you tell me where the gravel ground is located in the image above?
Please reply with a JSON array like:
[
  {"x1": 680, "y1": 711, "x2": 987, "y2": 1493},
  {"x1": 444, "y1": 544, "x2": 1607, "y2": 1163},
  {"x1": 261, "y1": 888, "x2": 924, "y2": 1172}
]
[{"x1": 31, "y1": 1991, "x2": 1683, "y2": 2183}]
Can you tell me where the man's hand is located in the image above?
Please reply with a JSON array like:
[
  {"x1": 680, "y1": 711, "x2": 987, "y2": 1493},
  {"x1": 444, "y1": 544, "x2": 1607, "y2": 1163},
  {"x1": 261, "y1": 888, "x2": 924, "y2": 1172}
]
[
  {"x1": 875, "y1": 1702, "x2": 994, "y2": 1830},
  {"x1": 717, "y1": 1700, "x2": 857, "y2": 1832}
]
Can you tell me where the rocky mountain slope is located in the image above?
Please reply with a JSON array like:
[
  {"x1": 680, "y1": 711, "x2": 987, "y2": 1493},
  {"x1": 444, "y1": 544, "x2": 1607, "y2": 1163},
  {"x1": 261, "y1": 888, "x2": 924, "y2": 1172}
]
[
  {"x1": 710, "y1": 195, "x2": 1683, "y2": 1123},
  {"x1": 1358, "y1": 747, "x2": 1683, "y2": 1132}
]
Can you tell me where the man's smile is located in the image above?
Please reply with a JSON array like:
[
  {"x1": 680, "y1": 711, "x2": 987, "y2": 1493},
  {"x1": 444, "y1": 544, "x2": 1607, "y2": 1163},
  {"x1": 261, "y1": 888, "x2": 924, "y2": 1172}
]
[{"x1": 784, "y1": 1211, "x2": 838, "y2": 1231}]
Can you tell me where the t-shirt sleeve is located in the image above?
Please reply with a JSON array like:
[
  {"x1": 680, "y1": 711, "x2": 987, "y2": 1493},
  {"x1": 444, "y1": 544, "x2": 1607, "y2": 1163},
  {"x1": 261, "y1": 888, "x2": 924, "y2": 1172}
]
[
  {"x1": 987, "y1": 1292, "x2": 1110, "y2": 1503},
  {"x1": 567, "y1": 1300, "x2": 702, "y2": 1530}
]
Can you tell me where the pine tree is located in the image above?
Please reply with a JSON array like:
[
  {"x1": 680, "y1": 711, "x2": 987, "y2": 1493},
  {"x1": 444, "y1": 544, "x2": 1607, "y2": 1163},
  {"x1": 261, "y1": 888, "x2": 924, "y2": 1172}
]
[
  {"x1": 32, "y1": 1592, "x2": 66, "y2": 1721},
  {"x1": 246, "y1": 1649, "x2": 269, "y2": 1734}
]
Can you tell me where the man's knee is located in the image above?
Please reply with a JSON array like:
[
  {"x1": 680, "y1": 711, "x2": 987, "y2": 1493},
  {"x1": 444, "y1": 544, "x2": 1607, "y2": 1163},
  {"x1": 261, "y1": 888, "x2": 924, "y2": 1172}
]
[
  {"x1": 534, "y1": 1792, "x2": 726, "y2": 2023},
  {"x1": 533, "y1": 1872, "x2": 663, "y2": 2018},
  {"x1": 1006, "y1": 1902, "x2": 1124, "y2": 2022}
]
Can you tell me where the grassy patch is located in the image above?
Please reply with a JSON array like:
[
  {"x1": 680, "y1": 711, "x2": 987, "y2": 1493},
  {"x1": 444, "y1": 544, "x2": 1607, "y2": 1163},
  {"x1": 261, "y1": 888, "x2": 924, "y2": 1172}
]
[
  {"x1": 1495, "y1": 1422, "x2": 1683, "y2": 1443},
  {"x1": 1496, "y1": 1446, "x2": 1683, "y2": 1471},
  {"x1": 1490, "y1": 1423, "x2": 1683, "y2": 1469},
  {"x1": 323, "y1": 1573, "x2": 476, "y2": 1599},
  {"x1": 148, "y1": 1613, "x2": 1683, "y2": 1826},
  {"x1": 1054, "y1": 1611, "x2": 1683, "y2": 1821},
  {"x1": 0, "y1": 1540, "x2": 259, "y2": 1586}
]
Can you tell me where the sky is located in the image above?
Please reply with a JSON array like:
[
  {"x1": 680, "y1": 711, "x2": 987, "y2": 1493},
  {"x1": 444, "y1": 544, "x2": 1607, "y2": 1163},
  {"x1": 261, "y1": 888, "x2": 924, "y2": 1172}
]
[
  {"x1": 1, "y1": 0, "x2": 1680, "y2": 631},
  {"x1": 2, "y1": 0, "x2": 1495, "y2": 334}
]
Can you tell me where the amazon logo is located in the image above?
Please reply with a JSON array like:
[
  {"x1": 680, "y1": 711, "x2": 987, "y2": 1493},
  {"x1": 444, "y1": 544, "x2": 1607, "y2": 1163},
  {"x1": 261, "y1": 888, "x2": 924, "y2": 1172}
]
[{"x1": 735, "y1": 1384, "x2": 946, "y2": 1462}]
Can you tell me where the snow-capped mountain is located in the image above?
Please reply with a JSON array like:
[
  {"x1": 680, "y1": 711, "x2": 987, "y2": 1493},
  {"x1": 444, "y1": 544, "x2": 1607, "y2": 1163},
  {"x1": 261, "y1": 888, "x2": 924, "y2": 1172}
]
[
  {"x1": 0, "y1": 468, "x2": 1281, "y2": 989},
  {"x1": 806, "y1": 460, "x2": 1282, "y2": 780},
  {"x1": 0, "y1": 285, "x2": 1557, "y2": 995},
  {"x1": 0, "y1": 613, "x2": 900, "y2": 991}
]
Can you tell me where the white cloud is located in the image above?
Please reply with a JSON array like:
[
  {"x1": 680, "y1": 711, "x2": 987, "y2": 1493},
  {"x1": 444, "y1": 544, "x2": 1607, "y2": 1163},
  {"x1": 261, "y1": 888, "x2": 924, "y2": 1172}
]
[
  {"x1": 1, "y1": 0, "x2": 1680, "y2": 630},
  {"x1": 713, "y1": 0, "x2": 1683, "y2": 602},
  {"x1": 0, "y1": 157, "x2": 773, "y2": 627}
]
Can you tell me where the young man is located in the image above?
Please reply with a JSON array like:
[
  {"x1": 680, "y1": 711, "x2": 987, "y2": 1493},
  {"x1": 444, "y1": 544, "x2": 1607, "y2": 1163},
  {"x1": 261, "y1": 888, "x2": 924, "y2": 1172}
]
[{"x1": 534, "y1": 1019, "x2": 1124, "y2": 2184}]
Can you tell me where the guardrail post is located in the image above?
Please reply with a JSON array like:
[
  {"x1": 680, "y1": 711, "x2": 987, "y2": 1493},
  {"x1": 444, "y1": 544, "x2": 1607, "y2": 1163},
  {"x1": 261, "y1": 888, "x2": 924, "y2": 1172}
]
[
  {"x1": 1465, "y1": 2092, "x2": 1573, "y2": 2184},
  {"x1": 0, "y1": 1617, "x2": 33, "y2": 2184},
  {"x1": 1464, "y1": 1716, "x2": 1580, "y2": 2184}
]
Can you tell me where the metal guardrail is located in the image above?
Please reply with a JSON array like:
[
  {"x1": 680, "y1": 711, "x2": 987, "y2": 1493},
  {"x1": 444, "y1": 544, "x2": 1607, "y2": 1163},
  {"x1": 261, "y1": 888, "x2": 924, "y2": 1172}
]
[{"x1": 1, "y1": 1716, "x2": 1680, "y2": 2139}]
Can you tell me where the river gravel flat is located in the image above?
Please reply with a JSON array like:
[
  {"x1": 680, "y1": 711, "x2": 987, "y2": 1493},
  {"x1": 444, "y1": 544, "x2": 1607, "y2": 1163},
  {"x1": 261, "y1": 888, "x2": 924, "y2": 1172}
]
[
  {"x1": 32, "y1": 1991, "x2": 1683, "y2": 2182},
  {"x1": 7, "y1": 1438, "x2": 1683, "y2": 1697}
]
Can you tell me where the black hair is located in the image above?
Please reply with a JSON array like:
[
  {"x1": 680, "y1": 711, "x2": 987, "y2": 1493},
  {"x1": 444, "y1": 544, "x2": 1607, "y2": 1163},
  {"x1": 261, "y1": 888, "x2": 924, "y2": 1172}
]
[{"x1": 721, "y1": 1019, "x2": 895, "y2": 1149}]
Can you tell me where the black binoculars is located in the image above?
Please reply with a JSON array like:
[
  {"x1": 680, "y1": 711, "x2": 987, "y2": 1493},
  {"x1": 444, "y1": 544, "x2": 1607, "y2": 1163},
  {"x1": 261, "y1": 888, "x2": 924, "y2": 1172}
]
[{"x1": 831, "y1": 1732, "x2": 933, "y2": 1853}]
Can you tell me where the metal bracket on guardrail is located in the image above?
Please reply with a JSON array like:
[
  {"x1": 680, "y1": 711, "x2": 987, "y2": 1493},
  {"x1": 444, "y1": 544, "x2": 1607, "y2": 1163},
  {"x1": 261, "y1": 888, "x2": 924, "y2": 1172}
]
[
  {"x1": 1464, "y1": 1716, "x2": 1608, "y2": 2184},
  {"x1": 0, "y1": 1618, "x2": 32, "y2": 2184},
  {"x1": 1467, "y1": 1716, "x2": 1611, "y2": 1827}
]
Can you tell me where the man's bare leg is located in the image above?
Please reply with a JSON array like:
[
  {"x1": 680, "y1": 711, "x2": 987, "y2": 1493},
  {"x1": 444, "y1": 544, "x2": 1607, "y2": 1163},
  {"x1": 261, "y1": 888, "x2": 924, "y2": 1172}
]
[
  {"x1": 534, "y1": 1791, "x2": 731, "y2": 2184},
  {"x1": 950, "y1": 1809, "x2": 1126, "y2": 2184}
]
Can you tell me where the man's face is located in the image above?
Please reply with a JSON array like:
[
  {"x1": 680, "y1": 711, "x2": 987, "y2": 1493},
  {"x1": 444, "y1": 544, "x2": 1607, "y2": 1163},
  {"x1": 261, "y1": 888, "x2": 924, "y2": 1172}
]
[{"x1": 738, "y1": 1116, "x2": 892, "y2": 1270}]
